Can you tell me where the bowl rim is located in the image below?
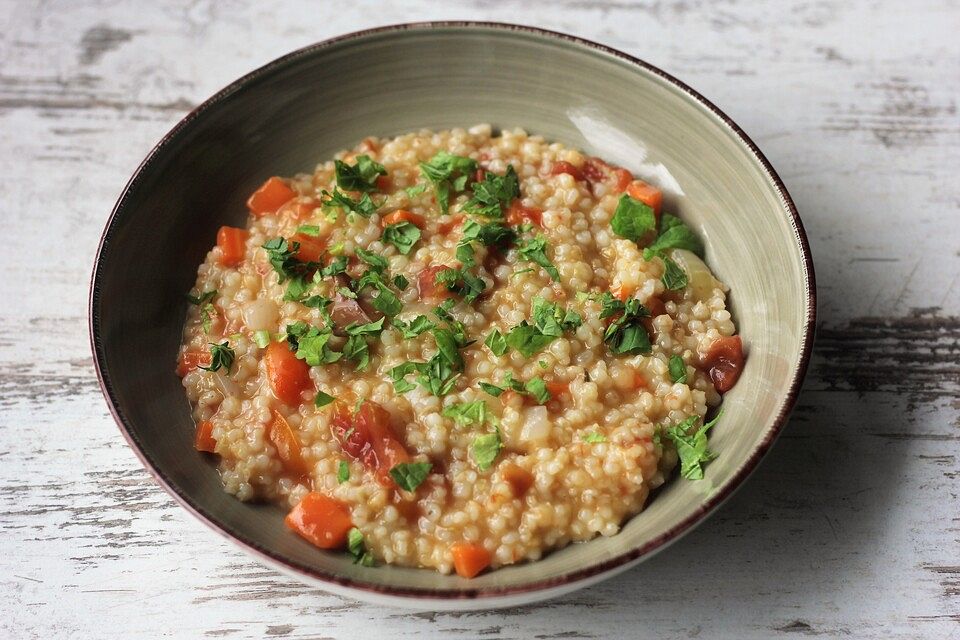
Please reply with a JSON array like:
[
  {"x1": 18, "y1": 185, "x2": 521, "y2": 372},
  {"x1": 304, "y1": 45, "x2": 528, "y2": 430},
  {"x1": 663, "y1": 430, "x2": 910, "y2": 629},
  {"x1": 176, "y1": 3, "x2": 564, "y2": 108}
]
[{"x1": 89, "y1": 20, "x2": 817, "y2": 603}]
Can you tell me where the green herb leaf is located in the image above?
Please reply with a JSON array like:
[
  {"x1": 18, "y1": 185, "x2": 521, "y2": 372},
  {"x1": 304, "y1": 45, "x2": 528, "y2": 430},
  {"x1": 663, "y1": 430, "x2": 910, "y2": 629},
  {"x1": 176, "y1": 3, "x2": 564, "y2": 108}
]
[
  {"x1": 485, "y1": 329, "x2": 508, "y2": 356},
  {"x1": 371, "y1": 283, "x2": 402, "y2": 316},
  {"x1": 335, "y1": 155, "x2": 386, "y2": 193},
  {"x1": 355, "y1": 246, "x2": 388, "y2": 273},
  {"x1": 479, "y1": 381, "x2": 505, "y2": 397},
  {"x1": 464, "y1": 165, "x2": 520, "y2": 218},
  {"x1": 404, "y1": 183, "x2": 428, "y2": 197},
  {"x1": 253, "y1": 330, "x2": 271, "y2": 348},
  {"x1": 186, "y1": 290, "x2": 217, "y2": 306},
  {"x1": 505, "y1": 322, "x2": 555, "y2": 358},
  {"x1": 660, "y1": 255, "x2": 688, "y2": 290},
  {"x1": 669, "y1": 355, "x2": 688, "y2": 384},
  {"x1": 319, "y1": 255, "x2": 348, "y2": 278},
  {"x1": 303, "y1": 294, "x2": 332, "y2": 310},
  {"x1": 611, "y1": 193, "x2": 657, "y2": 244},
  {"x1": 419, "y1": 151, "x2": 478, "y2": 214},
  {"x1": 393, "y1": 315, "x2": 435, "y2": 339},
  {"x1": 315, "y1": 390, "x2": 335, "y2": 408},
  {"x1": 200, "y1": 303, "x2": 216, "y2": 333},
  {"x1": 293, "y1": 325, "x2": 341, "y2": 366},
  {"x1": 665, "y1": 410, "x2": 722, "y2": 480},
  {"x1": 345, "y1": 316, "x2": 385, "y2": 336},
  {"x1": 382, "y1": 221, "x2": 421, "y2": 255},
  {"x1": 199, "y1": 341, "x2": 235, "y2": 373},
  {"x1": 471, "y1": 431, "x2": 502, "y2": 471},
  {"x1": 603, "y1": 298, "x2": 653, "y2": 356},
  {"x1": 347, "y1": 527, "x2": 374, "y2": 566},
  {"x1": 518, "y1": 235, "x2": 560, "y2": 281},
  {"x1": 337, "y1": 459, "x2": 350, "y2": 483},
  {"x1": 393, "y1": 274, "x2": 409, "y2": 290},
  {"x1": 389, "y1": 461, "x2": 432, "y2": 491},
  {"x1": 644, "y1": 214, "x2": 705, "y2": 258},
  {"x1": 342, "y1": 334, "x2": 370, "y2": 370},
  {"x1": 322, "y1": 188, "x2": 379, "y2": 217},
  {"x1": 443, "y1": 400, "x2": 498, "y2": 428},
  {"x1": 582, "y1": 431, "x2": 607, "y2": 443},
  {"x1": 296, "y1": 224, "x2": 321, "y2": 236},
  {"x1": 523, "y1": 377, "x2": 551, "y2": 404}
]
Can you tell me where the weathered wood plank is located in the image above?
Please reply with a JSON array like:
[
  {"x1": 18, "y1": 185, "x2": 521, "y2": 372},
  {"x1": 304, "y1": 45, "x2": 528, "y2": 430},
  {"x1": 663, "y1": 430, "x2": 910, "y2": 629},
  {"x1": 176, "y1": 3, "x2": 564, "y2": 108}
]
[{"x1": 1, "y1": 0, "x2": 957, "y2": 637}]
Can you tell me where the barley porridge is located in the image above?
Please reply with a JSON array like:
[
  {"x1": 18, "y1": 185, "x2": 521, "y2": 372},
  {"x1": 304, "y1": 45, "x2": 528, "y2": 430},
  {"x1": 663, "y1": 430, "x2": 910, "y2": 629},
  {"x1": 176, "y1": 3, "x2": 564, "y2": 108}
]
[{"x1": 178, "y1": 125, "x2": 744, "y2": 577}]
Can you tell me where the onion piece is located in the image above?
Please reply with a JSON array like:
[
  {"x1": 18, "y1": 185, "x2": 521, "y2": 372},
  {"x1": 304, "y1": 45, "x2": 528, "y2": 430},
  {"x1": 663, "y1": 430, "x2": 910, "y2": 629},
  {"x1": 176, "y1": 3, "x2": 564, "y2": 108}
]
[
  {"x1": 668, "y1": 248, "x2": 721, "y2": 303},
  {"x1": 242, "y1": 298, "x2": 278, "y2": 332},
  {"x1": 520, "y1": 406, "x2": 550, "y2": 443}
]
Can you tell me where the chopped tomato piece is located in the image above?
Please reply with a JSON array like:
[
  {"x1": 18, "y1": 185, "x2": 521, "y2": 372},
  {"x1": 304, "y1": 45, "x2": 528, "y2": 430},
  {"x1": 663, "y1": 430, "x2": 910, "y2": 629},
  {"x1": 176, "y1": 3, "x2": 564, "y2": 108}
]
[
  {"x1": 704, "y1": 335, "x2": 744, "y2": 393},
  {"x1": 247, "y1": 176, "x2": 296, "y2": 216},
  {"x1": 177, "y1": 350, "x2": 210, "y2": 377},
  {"x1": 285, "y1": 492, "x2": 353, "y2": 549},
  {"x1": 382, "y1": 209, "x2": 426, "y2": 229},
  {"x1": 583, "y1": 157, "x2": 633, "y2": 193},
  {"x1": 264, "y1": 341, "x2": 312, "y2": 405},
  {"x1": 417, "y1": 265, "x2": 455, "y2": 301},
  {"x1": 216, "y1": 226, "x2": 248, "y2": 267},
  {"x1": 331, "y1": 400, "x2": 411, "y2": 486},
  {"x1": 451, "y1": 542, "x2": 492, "y2": 579},
  {"x1": 268, "y1": 411, "x2": 311, "y2": 476},
  {"x1": 633, "y1": 371, "x2": 649, "y2": 390},
  {"x1": 375, "y1": 175, "x2": 392, "y2": 192},
  {"x1": 545, "y1": 380, "x2": 570, "y2": 397},
  {"x1": 290, "y1": 232, "x2": 326, "y2": 263},
  {"x1": 194, "y1": 420, "x2": 216, "y2": 453},
  {"x1": 582, "y1": 157, "x2": 609, "y2": 183},
  {"x1": 549, "y1": 161, "x2": 584, "y2": 181},
  {"x1": 506, "y1": 202, "x2": 543, "y2": 227},
  {"x1": 501, "y1": 464, "x2": 534, "y2": 498},
  {"x1": 437, "y1": 215, "x2": 464, "y2": 235},
  {"x1": 611, "y1": 168, "x2": 634, "y2": 193},
  {"x1": 626, "y1": 180, "x2": 663, "y2": 218}
]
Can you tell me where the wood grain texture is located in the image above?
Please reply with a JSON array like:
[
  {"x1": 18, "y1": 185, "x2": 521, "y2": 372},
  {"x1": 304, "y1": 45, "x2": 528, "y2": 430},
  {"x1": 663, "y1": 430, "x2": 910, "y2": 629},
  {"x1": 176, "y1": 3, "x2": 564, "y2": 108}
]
[{"x1": 1, "y1": 0, "x2": 957, "y2": 637}]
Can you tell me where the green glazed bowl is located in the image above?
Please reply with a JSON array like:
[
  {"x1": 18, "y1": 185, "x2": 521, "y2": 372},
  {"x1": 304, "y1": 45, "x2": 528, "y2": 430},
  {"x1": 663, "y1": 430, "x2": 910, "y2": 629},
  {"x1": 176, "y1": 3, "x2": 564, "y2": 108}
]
[{"x1": 90, "y1": 22, "x2": 815, "y2": 609}]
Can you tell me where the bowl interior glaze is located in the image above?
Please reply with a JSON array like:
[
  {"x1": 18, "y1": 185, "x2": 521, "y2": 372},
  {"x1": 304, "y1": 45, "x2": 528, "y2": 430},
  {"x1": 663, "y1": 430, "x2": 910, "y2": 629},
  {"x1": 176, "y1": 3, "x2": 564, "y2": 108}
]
[{"x1": 91, "y1": 23, "x2": 814, "y2": 608}]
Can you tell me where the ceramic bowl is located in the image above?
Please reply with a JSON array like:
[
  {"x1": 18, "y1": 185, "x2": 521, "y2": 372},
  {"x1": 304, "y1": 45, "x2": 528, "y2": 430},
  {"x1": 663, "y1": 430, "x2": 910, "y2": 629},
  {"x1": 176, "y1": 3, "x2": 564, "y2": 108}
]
[{"x1": 90, "y1": 22, "x2": 815, "y2": 609}]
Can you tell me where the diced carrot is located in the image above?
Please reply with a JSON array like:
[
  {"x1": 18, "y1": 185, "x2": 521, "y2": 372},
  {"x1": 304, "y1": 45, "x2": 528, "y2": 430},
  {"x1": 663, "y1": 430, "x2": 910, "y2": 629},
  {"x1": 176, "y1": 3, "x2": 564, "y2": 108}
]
[
  {"x1": 290, "y1": 232, "x2": 326, "y2": 263},
  {"x1": 280, "y1": 198, "x2": 319, "y2": 220},
  {"x1": 437, "y1": 215, "x2": 464, "y2": 235},
  {"x1": 506, "y1": 202, "x2": 543, "y2": 227},
  {"x1": 501, "y1": 464, "x2": 534, "y2": 498},
  {"x1": 217, "y1": 226, "x2": 248, "y2": 267},
  {"x1": 451, "y1": 542, "x2": 492, "y2": 579},
  {"x1": 382, "y1": 209, "x2": 426, "y2": 229},
  {"x1": 264, "y1": 341, "x2": 312, "y2": 405},
  {"x1": 285, "y1": 492, "x2": 353, "y2": 549},
  {"x1": 704, "y1": 335, "x2": 744, "y2": 393},
  {"x1": 177, "y1": 350, "x2": 210, "y2": 377},
  {"x1": 611, "y1": 283, "x2": 633, "y2": 302},
  {"x1": 268, "y1": 411, "x2": 311, "y2": 476},
  {"x1": 247, "y1": 177, "x2": 296, "y2": 216},
  {"x1": 417, "y1": 265, "x2": 455, "y2": 301},
  {"x1": 611, "y1": 168, "x2": 634, "y2": 193},
  {"x1": 194, "y1": 420, "x2": 216, "y2": 453},
  {"x1": 375, "y1": 175, "x2": 392, "y2": 192},
  {"x1": 331, "y1": 400, "x2": 411, "y2": 486},
  {"x1": 626, "y1": 180, "x2": 663, "y2": 218},
  {"x1": 549, "y1": 161, "x2": 584, "y2": 181}
]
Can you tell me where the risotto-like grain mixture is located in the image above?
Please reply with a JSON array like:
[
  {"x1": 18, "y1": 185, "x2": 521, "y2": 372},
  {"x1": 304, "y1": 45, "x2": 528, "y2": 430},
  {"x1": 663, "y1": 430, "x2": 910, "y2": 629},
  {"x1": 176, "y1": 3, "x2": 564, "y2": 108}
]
[{"x1": 178, "y1": 125, "x2": 744, "y2": 577}]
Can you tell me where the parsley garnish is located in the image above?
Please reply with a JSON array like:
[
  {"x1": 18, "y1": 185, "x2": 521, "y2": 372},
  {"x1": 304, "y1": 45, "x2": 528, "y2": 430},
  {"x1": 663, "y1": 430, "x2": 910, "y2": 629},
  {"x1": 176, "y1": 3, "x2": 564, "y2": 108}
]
[
  {"x1": 199, "y1": 341, "x2": 235, "y2": 373},
  {"x1": 611, "y1": 193, "x2": 657, "y2": 244},
  {"x1": 660, "y1": 255, "x2": 688, "y2": 290},
  {"x1": 456, "y1": 219, "x2": 515, "y2": 267},
  {"x1": 419, "y1": 151, "x2": 478, "y2": 214},
  {"x1": 669, "y1": 355, "x2": 688, "y2": 383},
  {"x1": 518, "y1": 235, "x2": 560, "y2": 281},
  {"x1": 253, "y1": 330, "x2": 271, "y2": 348},
  {"x1": 478, "y1": 373, "x2": 551, "y2": 404},
  {"x1": 297, "y1": 224, "x2": 321, "y2": 236},
  {"x1": 199, "y1": 303, "x2": 216, "y2": 333},
  {"x1": 382, "y1": 221, "x2": 421, "y2": 255},
  {"x1": 287, "y1": 323, "x2": 341, "y2": 366},
  {"x1": 347, "y1": 527, "x2": 374, "y2": 566},
  {"x1": 321, "y1": 188, "x2": 378, "y2": 217},
  {"x1": 390, "y1": 326, "x2": 466, "y2": 397},
  {"x1": 504, "y1": 298, "x2": 581, "y2": 357},
  {"x1": 471, "y1": 431, "x2": 502, "y2": 471},
  {"x1": 315, "y1": 390, "x2": 335, "y2": 407},
  {"x1": 464, "y1": 165, "x2": 520, "y2": 218},
  {"x1": 601, "y1": 296, "x2": 653, "y2": 355},
  {"x1": 434, "y1": 267, "x2": 486, "y2": 303},
  {"x1": 389, "y1": 461, "x2": 432, "y2": 491},
  {"x1": 665, "y1": 410, "x2": 722, "y2": 480},
  {"x1": 355, "y1": 246, "x2": 388, "y2": 272},
  {"x1": 484, "y1": 329, "x2": 508, "y2": 356},
  {"x1": 643, "y1": 214, "x2": 705, "y2": 259},
  {"x1": 335, "y1": 155, "x2": 386, "y2": 193},
  {"x1": 443, "y1": 400, "x2": 498, "y2": 428},
  {"x1": 393, "y1": 274, "x2": 409, "y2": 290},
  {"x1": 337, "y1": 460, "x2": 350, "y2": 483},
  {"x1": 582, "y1": 431, "x2": 607, "y2": 443},
  {"x1": 404, "y1": 183, "x2": 428, "y2": 197},
  {"x1": 393, "y1": 315, "x2": 435, "y2": 339}
]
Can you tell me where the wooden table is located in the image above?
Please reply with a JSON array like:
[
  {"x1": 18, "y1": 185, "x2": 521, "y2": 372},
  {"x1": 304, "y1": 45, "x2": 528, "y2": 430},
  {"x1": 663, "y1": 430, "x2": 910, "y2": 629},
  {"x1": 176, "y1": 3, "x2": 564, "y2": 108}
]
[{"x1": 2, "y1": 1, "x2": 957, "y2": 637}]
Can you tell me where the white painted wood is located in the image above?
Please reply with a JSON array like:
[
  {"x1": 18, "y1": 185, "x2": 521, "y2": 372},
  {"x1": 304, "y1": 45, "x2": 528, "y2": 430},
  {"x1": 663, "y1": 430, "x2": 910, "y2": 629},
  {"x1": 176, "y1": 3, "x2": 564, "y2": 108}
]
[{"x1": 1, "y1": 0, "x2": 957, "y2": 637}]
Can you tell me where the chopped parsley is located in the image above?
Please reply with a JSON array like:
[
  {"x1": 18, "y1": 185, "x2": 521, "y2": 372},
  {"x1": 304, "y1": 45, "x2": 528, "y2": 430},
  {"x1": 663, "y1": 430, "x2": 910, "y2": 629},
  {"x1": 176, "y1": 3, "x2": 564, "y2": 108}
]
[
  {"x1": 464, "y1": 165, "x2": 520, "y2": 218},
  {"x1": 287, "y1": 323, "x2": 341, "y2": 366},
  {"x1": 669, "y1": 354, "x2": 688, "y2": 383},
  {"x1": 296, "y1": 224, "x2": 321, "y2": 236},
  {"x1": 504, "y1": 298, "x2": 581, "y2": 357},
  {"x1": 315, "y1": 390, "x2": 335, "y2": 407},
  {"x1": 347, "y1": 527, "x2": 374, "y2": 566},
  {"x1": 404, "y1": 183, "x2": 428, "y2": 197},
  {"x1": 334, "y1": 154, "x2": 386, "y2": 193},
  {"x1": 419, "y1": 151, "x2": 478, "y2": 214},
  {"x1": 601, "y1": 295, "x2": 653, "y2": 356},
  {"x1": 660, "y1": 254, "x2": 688, "y2": 291},
  {"x1": 610, "y1": 193, "x2": 657, "y2": 244},
  {"x1": 456, "y1": 219, "x2": 516, "y2": 267},
  {"x1": 393, "y1": 315, "x2": 435, "y2": 339},
  {"x1": 337, "y1": 460, "x2": 350, "y2": 483},
  {"x1": 355, "y1": 246, "x2": 388, "y2": 272},
  {"x1": 443, "y1": 400, "x2": 498, "y2": 428},
  {"x1": 186, "y1": 289, "x2": 217, "y2": 306},
  {"x1": 382, "y1": 221, "x2": 421, "y2": 255},
  {"x1": 470, "y1": 431, "x2": 502, "y2": 471},
  {"x1": 665, "y1": 410, "x2": 723, "y2": 480},
  {"x1": 643, "y1": 213, "x2": 705, "y2": 259},
  {"x1": 199, "y1": 341, "x2": 235, "y2": 373},
  {"x1": 393, "y1": 274, "x2": 409, "y2": 290},
  {"x1": 434, "y1": 267, "x2": 486, "y2": 303},
  {"x1": 582, "y1": 431, "x2": 607, "y2": 444},
  {"x1": 321, "y1": 188, "x2": 378, "y2": 217},
  {"x1": 517, "y1": 235, "x2": 560, "y2": 281},
  {"x1": 389, "y1": 461, "x2": 432, "y2": 491},
  {"x1": 479, "y1": 373, "x2": 551, "y2": 404},
  {"x1": 484, "y1": 329, "x2": 508, "y2": 356},
  {"x1": 390, "y1": 326, "x2": 466, "y2": 397},
  {"x1": 200, "y1": 303, "x2": 216, "y2": 333},
  {"x1": 253, "y1": 330, "x2": 271, "y2": 348}
]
